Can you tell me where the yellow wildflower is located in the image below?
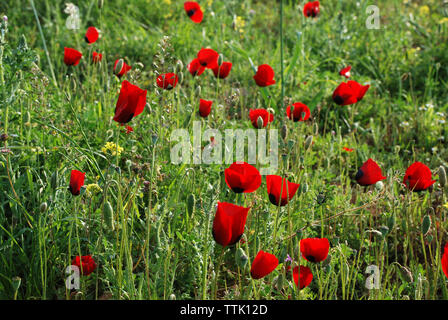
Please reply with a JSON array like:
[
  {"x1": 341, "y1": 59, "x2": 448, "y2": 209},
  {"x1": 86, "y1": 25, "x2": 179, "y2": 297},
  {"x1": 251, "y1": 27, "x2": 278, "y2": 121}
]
[
  {"x1": 439, "y1": 17, "x2": 448, "y2": 24},
  {"x1": 101, "y1": 141, "x2": 124, "y2": 157},
  {"x1": 233, "y1": 15, "x2": 245, "y2": 34},
  {"x1": 419, "y1": 5, "x2": 429, "y2": 16},
  {"x1": 86, "y1": 184, "x2": 103, "y2": 197}
]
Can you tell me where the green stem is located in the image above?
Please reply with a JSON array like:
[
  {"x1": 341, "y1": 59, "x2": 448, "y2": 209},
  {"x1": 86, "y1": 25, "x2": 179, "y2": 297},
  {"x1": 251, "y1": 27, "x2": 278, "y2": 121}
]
[
  {"x1": 29, "y1": 0, "x2": 57, "y2": 87},
  {"x1": 279, "y1": 0, "x2": 285, "y2": 116}
]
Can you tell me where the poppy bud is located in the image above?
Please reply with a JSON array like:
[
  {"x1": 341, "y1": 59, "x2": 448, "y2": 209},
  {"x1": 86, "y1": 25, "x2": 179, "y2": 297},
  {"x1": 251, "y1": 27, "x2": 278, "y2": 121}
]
[
  {"x1": 281, "y1": 124, "x2": 288, "y2": 140},
  {"x1": 218, "y1": 54, "x2": 224, "y2": 66},
  {"x1": 304, "y1": 135, "x2": 313, "y2": 150},
  {"x1": 256, "y1": 116, "x2": 264, "y2": 129},
  {"x1": 176, "y1": 60, "x2": 184, "y2": 73},
  {"x1": 169, "y1": 294, "x2": 176, "y2": 300},
  {"x1": 187, "y1": 194, "x2": 195, "y2": 215},
  {"x1": 235, "y1": 248, "x2": 248, "y2": 268},
  {"x1": 439, "y1": 166, "x2": 447, "y2": 188},
  {"x1": 421, "y1": 215, "x2": 431, "y2": 235},
  {"x1": 195, "y1": 85, "x2": 201, "y2": 96},
  {"x1": 287, "y1": 139, "x2": 294, "y2": 150},
  {"x1": 51, "y1": 171, "x2": 58, "y2": 190},
  {"x1": 103, "y1": 201, "x2": 114, "y2": 231},
  {"x1": 313, "y1": 122, "x2": 319, "y2": 135},
  {"x1": 12, "y1": 276, "x2": 21, "y2": 295},
  {"x1": 177, "y1": 71, "x2": 184, "y2": 84},
  {"x1": 273, "y1": 273, "x2": 285, "y2": 290},
  {"x1": 146, "y1": 102, "x2": 152, "y2": 114},
  {"x1": 114, "y1": 59, "x2": 124, "y2": 76},
  {"x1": 0, "y1": 133, "x2": 8, "y2": 142},
  {"x1": 40, "y1": 202, "x2": 48, "y2": 213},
  {"x1": 249, "y1": 109, "x2": 273, "y2": 128}
]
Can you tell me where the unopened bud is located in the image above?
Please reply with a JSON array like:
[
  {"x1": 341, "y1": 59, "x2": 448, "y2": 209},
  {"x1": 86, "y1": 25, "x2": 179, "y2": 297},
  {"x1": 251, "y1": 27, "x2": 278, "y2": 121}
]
[
  {"x1": 281, "y1": 124, "x2": 288, "y2": 140},
  {"x1": 177, "y1": 71, "x2": 184, "y2": 84},
  {"x1": 304, "y1": 135, "x2": 313, "y2": 150},
  {"x1": 51, "y1": 171, "x2": 58, "y2": 190},
  {"x1": 273, "y1": 273, "x2": 285, "y2": 290},
  {"x1": 145, "y1": 102, "x2": 152, "y2": 114},
  {"x1": 235, "y1": 248, "x2": 248, "y2": 268},
  {"x1": 0, "y1": 133, "x2": 8, "y2": 142},
  {"x1": 114, "y1": 59, "x2": 124, "y2": 76},
  {"x1": 439, "y1": 166, "x2": 447, "y2": 188},
  {"x1": 195, "y1": 85, "x2": 201, "y2": 96},
  {"x1": 176, "y1": 60, "x2": 184, "y2": 72},
  {"x1": 103, "y1": 201, "x2": 115, "y2": 231},
  {"x1": 12, "y1": 276, "x2": 21, "y2": 292},
  {"x1": 313, "y1": 122, "x2": 319, "y2": 135},
  {"x1": 375, "y1": 180, "x2": 384, "y2": 191},
  {"x1": 40, "y1": 202, "x2": 48, "y2": 213},
  {"x1": 169, "y1": 294, "x2": 176, "y2": 300},
  {"x1": 218, "y1": 54, "x2": 224, "y2": 66},
  {"x1": 187, "y1": 194, "x2": 195, "y2": 215},
  {"x1": 256, "y1": 116, "x2": 264, "y2": 128}
]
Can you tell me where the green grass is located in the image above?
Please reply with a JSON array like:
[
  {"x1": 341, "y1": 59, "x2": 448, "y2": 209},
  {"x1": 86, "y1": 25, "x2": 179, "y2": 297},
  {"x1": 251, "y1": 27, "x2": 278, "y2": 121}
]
[{"x1": 0, "y1": 0, "x2": 448, "y2": 300}]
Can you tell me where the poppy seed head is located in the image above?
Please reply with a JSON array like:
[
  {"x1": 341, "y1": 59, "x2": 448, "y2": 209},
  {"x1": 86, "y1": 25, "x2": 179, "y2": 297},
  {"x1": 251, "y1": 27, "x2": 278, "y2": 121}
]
[
  {"x1": 333, "y1": 95, "x2": 344, "y2": 105},
  {"x1": 232, "y1": 187, "x2": 244, "y2": 193},
  {"x1": 355, "y1": 169, "x2": 364, "y2": 181}
]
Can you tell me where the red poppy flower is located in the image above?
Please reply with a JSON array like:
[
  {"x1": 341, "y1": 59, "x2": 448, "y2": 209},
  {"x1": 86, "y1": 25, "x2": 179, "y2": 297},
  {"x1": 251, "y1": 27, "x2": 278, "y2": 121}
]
[
  {"x1": 72, "y1": 255, "x2": 97, "y2": 276},
  {"x1": 266, "y1": 175, "x2": 300, "y2": 206},
  {"x1": 113, "y1": 80, "x2": 147, "y2": 124},
  {"x1": 69, "y1": 169, "x2": 85, "y2": 196},
  {"x1": 249, "y1": 109, "x2": 274, "y2": 128},
  {"x1": 184, "y1": 1, "x2": 203, "y2": 23},
  {"x1": 355, "y1": 158, "x2": 386, "y2": 186},
  {"x1": 188, "y1": 58, "x2": 206, "y2": 77},
  {"x1": 199, "y1": 99, "x2": 213, "y2": 117},
  {"x1": 250, "y1": 250, "x2": 279, "y2": 279},
  {"x1": 156, "y1": 73, "x2": 178, "y2": 90},
  {"x1": 197, "y1": 48, "x2": 219, "y2": 69},
  {"x1": 442, "y1": 243, "x2": 448, "y2": 279},
  {"x1": 343, "y1": 147, "x2": 354, "y2": 152},
  {"x1": 224, "y1": 162, "x2": 261, "y2": 193},
  {"x1": 303, "y1": 1, "x2": 320, "y2": 18},
  {"x1": 253, "y1": 64, "x2": 275, "y2": 87},
  {"x1": 64, "y1": 47, "x2": 82, "y2": 66},
  {"x1": 114, "y1": 59, "x2": 132, "y2": 78},
  {"x1": 212, "y1": 61, "x2": 232, "y2": 79},
  {"x1": 212, "y1": 202, "x2": 250, "y2": 247},
  {"x1": 125, "y1": 126, "x2": 133, "y2": 134},
  {"x1": 339, "y1": 65, "x2": 351, "y2": 78},
  {"x1": 92, "y1": 52, "x2": 102, "y2": 63},
  {"x1": 403, "y1": 162, "x2": 436, "y2": 192},
  {"x1": 300, "y1": 238, "x2": 330, "y2": 263},
  {"x1": 85, "y1": 26, "x2": 99, "y2": 44},
  {"x1": 332, "y1": 80, "x2": 370, "y2": 106},
  {"x1": 293, "y1": 266, "x2": 313, "y2": 289},
  {"x1": 286, "y1": 103, "x2": 311, "y2": 122}
]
